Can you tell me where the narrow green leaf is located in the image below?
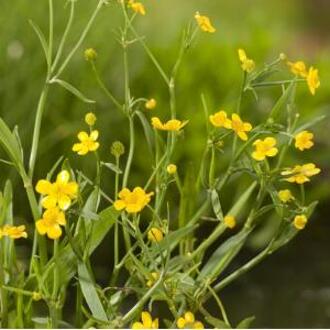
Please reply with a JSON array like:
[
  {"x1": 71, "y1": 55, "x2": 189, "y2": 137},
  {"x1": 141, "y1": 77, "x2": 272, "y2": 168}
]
[
  {"x1": 237, "y1": 316, "x2": 256, "y2": 329},
  {"x1": 136, "y1": 111, "x2": 154, "y2": 155},
  {"x1": 293, "y1": 114, "x2": 327, "y2": 134},
  {"x1": 205, "y1": 316, "x2": 230, "y2": 329},
  {"x1": 51, "y1": 79, "x2": 95, "y2": 104},
  {"x1": 101, "y1": 162, "x2": 122, "y2": 174},
  {"x1": 227, "y1": 182, "x2": 257, "y2": 217},
  {"x1": 198, "y1": 228, "x2": 251, "y2": 281},
  {"x1": 78, "y1": 263, "x2": 108, "y2": 322},
  {"x1": 29, "y1": 20, "x2": 49, "y2": 68},
  {"x1": 211, "y1": 189, "x2": 224, "y2": 221},
  {"x1": 269, "y1": 80, "x2": 295, "y2": 120}
]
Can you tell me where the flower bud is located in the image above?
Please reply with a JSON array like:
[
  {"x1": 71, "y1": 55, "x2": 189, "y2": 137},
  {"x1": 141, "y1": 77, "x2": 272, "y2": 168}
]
[
  {"x1": 85, "y1": 112, "x2": 97, "y2": 126},
  {"x1": 32, "y1": 292, "x2": 42, "y2": 301},
  {"x1": 279, "y1": 53, "x2": 287, "y2": 61},
  {"x1": 148, "y1": 227, "x2": 164, "y2": 242},
  {"x1": 145, "y1": 98, "x2": 157, "y2": 110},
  {"x1": 111, "y1": 141, "x2": 125, "y2": 157},
  {"x1": 166, "y1": 164, "x2": 177, "y2": 175},
  {"x1": 84, "y1": 48, "x2": 97, "y2": 61}
]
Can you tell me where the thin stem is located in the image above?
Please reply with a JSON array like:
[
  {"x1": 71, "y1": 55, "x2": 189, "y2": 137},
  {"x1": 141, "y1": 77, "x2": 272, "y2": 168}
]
[
  {"x1": 54, "y1": 0, "x2": 105, "y2": 79},
  {"x1": 251, "y1": 79, "x2": 305, "y2": 88},
  {"x1": 0, "y1": 242, "x2": 8, "y2": 328},
  {"x1": 47, "y1": 0, "x2": 54, "y2": 76}
]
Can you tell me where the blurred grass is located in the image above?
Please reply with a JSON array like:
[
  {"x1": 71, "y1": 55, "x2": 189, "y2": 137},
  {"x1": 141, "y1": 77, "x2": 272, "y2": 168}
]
[{"x1": 0, "y1": 0, "x2": 329, "y2": 327}]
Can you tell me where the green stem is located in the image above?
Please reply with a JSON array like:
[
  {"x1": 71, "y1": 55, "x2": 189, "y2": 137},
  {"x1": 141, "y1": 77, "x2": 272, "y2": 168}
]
[
  {"x1": 251, "y1": 79, "x2": 305, "y2": 88},
  {"x1": 47, "y1": 0, "x2": 54, "y2": 76},
  {"x1": 0, "y1": 242, "x2": 8, "y2": 328}
]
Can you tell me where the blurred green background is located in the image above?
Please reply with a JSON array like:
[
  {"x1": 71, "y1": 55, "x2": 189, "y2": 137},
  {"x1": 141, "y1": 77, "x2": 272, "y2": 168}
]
[{"x1": 0, "y1": 0, "x2": 329, "y2": 327}]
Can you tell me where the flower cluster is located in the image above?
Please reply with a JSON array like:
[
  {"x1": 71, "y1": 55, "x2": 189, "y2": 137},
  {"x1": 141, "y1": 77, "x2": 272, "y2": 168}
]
[{"x1": 35, "y1": 170, "x2": 78, "y2": 239}]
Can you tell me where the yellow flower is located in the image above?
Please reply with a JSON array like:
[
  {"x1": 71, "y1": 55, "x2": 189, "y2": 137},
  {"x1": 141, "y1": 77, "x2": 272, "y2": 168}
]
[
  {"x1": 209, "y1": 110, "x2": 232, "y2": 129},
  {"x1": 252, "y1": 137, "x2": 278, "y2": 161},
  {"x1": 231, "y1": 113, "x2": 252, "y2": 141},
  {"x1": 36, "y1": 170, "x2": 78, "y2": 211},
  {"x1": 84, "y1": 48, "x2": 97, "y2": 61},
  {"x1": 151, "y1": 117, "x2": 188, "y2": 132},
  {"x1": 148, "y1": 227, "x2": 164, "y2": 242},
  {"x1": 278, "y1": 189, "x2": 295, "y2": 203},
  {"x1": 145, "y1": 98, "x2": 157, "y2": 110},
  {"x1": 146, "y1": 272, "x2": 159, "y2": 287},
  {"x1": 194, "y1": 12, "x2": 216, "y2": 33},
  {"x1": 0, "y1": 225, "x2": 27, "y2": 239},
  {"x1": 177, "y1": 312, "x2": 204, "y2": 329},
  {"x1": 36, "y1": 207, "x2": 66, "y2": 240},
  {"x1": 72, "y1": 130, "x2": 100, "y2": 155},
  {"x1": 32, "y1": 292, "x2": 42, "y2": 301},
  {"x1": 294, "y1": 215, "x2": 308, "y2": 230},
  {"x1": 128, "y1": 0, "x2": 146, "y2": 15},
  {"x1": 114, "y1": 187, "x2": 154, "y2": 213},
  {"x1": 307, "y1": 66, "x2": 320, "y2": 95},
  {"x1": 287, "y1": 60, "x2": 308, "y2": 77},
  {"x1": 85, "y1": 112, "x2": 97, "y2": 126},
  {"x1": 294, "y1": 130, "x2": 314, "y2": 151},
  {"x1": 166, "y1": 164, "x2": 177, "y2": 175},
  {"x1": 281, "y1": 163, "x2": 321, "y2": 184},
  {"x1": 132, "y1": 311, "x2": 158, "y2": 329},
  {"x1": 238, "y1": 49, "x2": 255, "y2": 73},
  {"x1": 224, "y1": 215, "x2": 236, "y2": 229}
]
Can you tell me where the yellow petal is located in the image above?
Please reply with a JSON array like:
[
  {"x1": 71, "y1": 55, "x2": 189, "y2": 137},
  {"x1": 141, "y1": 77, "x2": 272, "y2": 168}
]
[
  {"x1": 141, "y1": 312, "x2": 152, "y2": 328},
  {"x1": 36, "y1": 180, "x2": 53, "y2": 195},
  {"x1": 56, "y1": 170, "x2": 70, "y2": 184},
  {"x1": 90, "y1": 130, "x2": 99, "y2": 141},
  {"x1": 78, "y1": 131, "x2": 89, "y2": 142},
  {"x1": 36, "y1": 220, "x2": 47, "y2": 235},
  {"x1": 132, "y1": 322, "x2": 144, "y2": 329},
  {"x1": 47, "y1": 224, "x2": 62, "y2": 240},
  {"x1": 42, "y1": 195, "x2": 57, "y2": 209}
]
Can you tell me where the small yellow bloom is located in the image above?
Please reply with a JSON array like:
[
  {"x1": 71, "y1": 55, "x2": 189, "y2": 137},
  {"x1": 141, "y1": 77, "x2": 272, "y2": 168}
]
[
  {"x1": 0, "y1": 225, "x2": 27, "y2": 239},
  {"x1": 146, "y1": 272, "x2": 159, "y2": 287},
  {"x1": 132, "y1": 311, "x2": 158, "y2": 329},
  {"x1": 145, "y1": 98, "x2": 157, "y2": 110},
  {"x1": 278, "y1": 189, "x2": 295, "y2": 203},
  {"x1": 32, "y1": 292, "x2": 42, "y2": 301},
  {"x1": 231, "y1": 113, "x2": 252, "y2": 141},
  {"x1": 281, "y1": 163, "x2": 321, "y2": 184},
  {"x1": 238, "y1": 49, "x2": 255, "y2": 73},
  {"x1": 128, "y1": 0, "x2": 146, "y2": 15},
  {"x1": 166, "y1": 164, "x2": 177, "y2": 175},
  {"x1": 294, "y1": 214, "x2": 308, "y2": 230},
  {"x1": 252, "y1": 137, "x2": 278, "y2": 161},
  {"x1": 151, "y1": 117, "x2": 188, "y2": 132},
  {"x1": 84, "y1": 48, "x2": 97, "y2": 61},
  {"x1": 36, "y1": 207, "x2": 66, "y2": 240},
  {"x1": 287, "y1": 60, "x2": 308, "y2": 77},
  {"x1": 148, "y1": 227, "x2": 164, "y2": 242},
  {"x1": 209, "y1": 110, "x2": 232, "y2": 129},
  {"x1": 195, "y1": 12, "x2": 216, "y2": 33},
  {"x1": 224, "y1": 215, "x2": 236, "y2": 229},
  {"x1": 114, "y1": 187, "x2": 154, "y2": 213},
  {"x1": 36, "y1": 170, "x2": 78, "y2": 211},
  {"x1": 294, "y1": 130, "x2": 314, "y2": 151},
  {"x1": 307, "y1": 66, "x2": 320, "y2": 95},
  {"x1": 177, "y1": 312, "x2": 204, "y2": 329},
  {"x1": 72, "y1": 130, "x2": 100, "y2": 155},
  {"x1": 85, "y1": 112, "x2": 97, "y2": 126}
]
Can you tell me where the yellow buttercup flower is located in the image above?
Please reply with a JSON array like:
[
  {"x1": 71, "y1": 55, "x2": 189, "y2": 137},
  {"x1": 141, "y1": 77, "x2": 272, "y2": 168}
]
[
  {"x1": 195, "y1": 12, "x2": 216, "y2": 33},
  {"x1": 132, "y1": 311, "x2": 158, "y2": 329},
  {"x1": 278, "y1": 189, "x2": 295, "y2": 203},
  {"x1": 238, "y1": 49, "x2": 255, "y2": 73},
  {"x1": 145, "y1": 98, "x2": 157, "y2": 110},
  {"x1": 177, "y1": 312, "x2": 204, "y2": 329},
  {"x1": 36, "y1": 170, "x2": 78, "y2": 211},
  {"x1": 114, "y1": 187, "x2": 154, "y2": 213},
  {"x1": 281, "y1": 163, "x2": 321, "y2": 184},
  {"x1": 252, "y1": 137, "x2": 278, "y2": 161},
  {"x1": 36, "y1": 207, "x2": 66, "y2": 240},
  {"x1": 148, "y1": 227, "x2": 164, "y2": 242},
  {"x1": 287, "y1": 60, "x2": 308, "y2": 78},
  {"x1": 146, "y1": 272, "x2": 159, "y2": 287},
  {"x1": 231, "y1": 113, "x2": 252, "y2": 141},
  {"x1": 85, "y1": 112, "x2": 97, "y2": 126},
  {"x1": 224, "y1": 215, "x2": 236, "y2": 229},
  {"x1": 84, "y1": 48, "x2": 97, "y2": 62},
  {"x1": 294, "y1": 130, "x2": 314, "y2": 151},
  {"x1": 166, "y1": 164, "x2": 177, "y2": 175},
  {"x1": 293, "y1": 215, "x2": 308, "y2": 230},
  {"x1": 0, "y1": 225, "x2": 27, "y2": 239},
  {"x1": 307, "y1": 66, "x2": 320, "y2": 95},
  {"x1": 72, "y1": 130, "x2": 100, "y2": 155},
  {"x1": 128, "y1": 0, "x2": 146, "y2": 15},
  {"x1": 209, "y1": 110, "x2": 232, "y2": 129},
  {"x1": 151, "y1": 117, "x2": 188, "y2": 132}
]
